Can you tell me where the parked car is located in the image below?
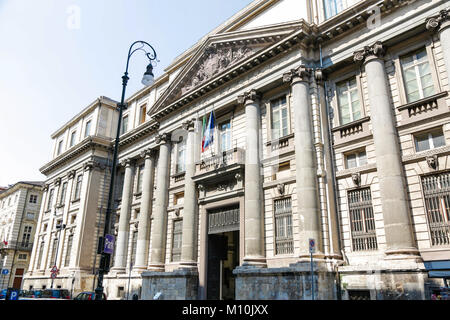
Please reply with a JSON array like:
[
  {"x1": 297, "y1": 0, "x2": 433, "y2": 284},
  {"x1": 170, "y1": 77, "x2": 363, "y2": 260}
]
[
  {"x1": 73, "y1": 292, "x2": 107, "y2": 300},
  {"x1": 40, "y1": 289, "x2": 71, "y2": 299},
  {"x1": 0, "y1": 289, "x2": 6, "y2": 299}
]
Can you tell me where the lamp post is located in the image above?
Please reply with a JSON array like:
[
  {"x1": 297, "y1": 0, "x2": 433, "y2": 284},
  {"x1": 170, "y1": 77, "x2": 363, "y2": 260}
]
[
  {"x1": 94, "y1": 41, "x2": 157, "y2": 300},
  {"x1": 50, "y1": 223, "x2": 66, "y2": 289}
]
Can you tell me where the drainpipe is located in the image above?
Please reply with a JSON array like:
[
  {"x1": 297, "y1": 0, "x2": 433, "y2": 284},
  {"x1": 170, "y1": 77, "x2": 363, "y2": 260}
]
[{"x1": 318, "y1": 42, "x2": 343, "y2": 300}]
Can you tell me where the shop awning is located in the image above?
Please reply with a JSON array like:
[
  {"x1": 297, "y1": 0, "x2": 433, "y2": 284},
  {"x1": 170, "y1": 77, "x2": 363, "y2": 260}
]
[{"x1": 424, "y1": 260, "x2": 450, "y2": 278}]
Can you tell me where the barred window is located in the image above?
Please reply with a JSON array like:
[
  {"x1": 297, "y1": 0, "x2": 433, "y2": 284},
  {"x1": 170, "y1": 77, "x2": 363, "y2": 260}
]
[
  {"x1": 37, "y1": 241, "x2": 45, "y2": 270},
  {"x1": 348, "y1": 188, "x2": 377, "y2": 251},
  {"x1": 49, "y1": 238, "x2": 58, "y2": 268},
  {"x1": 65, "y1": 235, "x2": 73, "y2": 267},
  {"x1": 171, "y1": 219, "x2": 183, "y2": 262},
  {"x1": 422, "y1": 172, "x2": 450, "y2": 246},
  {"x1": 274, "y1": 198, "x2": 293, "y2": 255},
  {"x1": 130, "y1": 231, "x2": 138, "y2": 267}
]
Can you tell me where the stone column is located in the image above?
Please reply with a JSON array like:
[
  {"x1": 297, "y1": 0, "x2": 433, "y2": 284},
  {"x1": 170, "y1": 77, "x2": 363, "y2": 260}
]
[
  {"x1": 180, "y1": 119, "x2": 201, "y2": 268},
  {"x1": 426, "y1": 9, "x2": 450, "y2": 82},
  {"x1": 112, "y1": 158, "x2": 135, "y2": 271},
  {"x1": 148, "y1": 133, "x2": 172, "y2": 271},
  {"x1": 237, "y1": 89, "x2": 266, "y2": 267},
  {"x1": 283, "y1": 65, "x2": 322, "y2": 258},
  {"x1": 134, "y1": 149, "x2": 156, "y2": 271},
  {"x1": 354, "y1": 42, "x2": 418, "y2": 256}
]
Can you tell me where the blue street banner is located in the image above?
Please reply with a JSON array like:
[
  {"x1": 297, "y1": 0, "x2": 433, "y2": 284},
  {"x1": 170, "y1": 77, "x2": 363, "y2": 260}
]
[{"x1": 104, "y1": 234, "x2": 115, "y2": 254}]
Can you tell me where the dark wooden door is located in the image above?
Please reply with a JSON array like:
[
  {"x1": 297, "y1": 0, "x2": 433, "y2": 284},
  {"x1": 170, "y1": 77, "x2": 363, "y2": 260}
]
[{"x1": 206, "y1": 234, "x2": 227, "y2": 300}]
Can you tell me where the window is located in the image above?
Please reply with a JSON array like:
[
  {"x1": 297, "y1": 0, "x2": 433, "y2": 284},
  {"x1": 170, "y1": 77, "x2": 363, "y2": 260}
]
[
  {"x1": 171, "y1": 219, "x2": 183, "y2": 262},
  {"x1": 47, "y1": 189, "x2": 54, "y2": 211},
  {"x1": 274, "y1": 198, "x2": 293, "y2": 255},
  {"x1": 345, "y1": 150, "x2": 367, "y2": 169},
  {"x1": 21, "y1": 226, "x2": 32, "y2": 247},
  {"x1": 414, "y1": 129, "x2": 445, "y2": 152},
  {"x1": 324, "y1": 0, "x2": 347, "y2": 19},
  {"x1": 271, "y1": 96, "x2": 289, "y2": 140},
  {"x1": 348, "y1": 188, "x2": 377, "y2": 251},
  {"x1": 337, "y1": 77, "x2": 361, "y2": 125},
  {"x1": 59, "y1": 182, "x2": 68, "y2": 205},
  {"x1": 174, "y1": 192, "x2": 184, "y2": 206},
  {"x1": 49, "y1": 238, "x2": 58, "y2": 268},
  {"x1": 272, "y1": 161, "x2": 291, "y2": 180},
  {"x1": 26, "y1": 212, "x2": 35, "y2": 220},
  {"x1": 130, "y1": 231, "x2": 138, "y2": 266},
  {"x1": 65, "y1": 234, "x2": 73, "y2": 267},
  {"x1": 401, "y1": 48, "x2": 435, "y2": 103},
  {"x1": 74, "y1": 175, "x2": 83, "y2": 200},
  {"x1": 176, "y1": 138, "x2": 186, "y2": 174},
  {"x1": 136, "y1": 164, "x2": 144, "y2": 194},
  {"x1": 70, "y1": 131, "x2": 77, "y2": 147},
  {"x1": 84, "y1": 120, "x2": 91, "y2": 138},
  {"x1": 219, "y1": 120, "x2": 232, "y2": 152},
  {"x1": 29, "y1": 194, "x2": 38, "y2": 204},
  {"x1": 121, "y1": 115, "x2": 129, "y2": 135},
  {"x1": 139, "y1": 104, "x2": 147, "y2": 125},
  {"x1": 421, "y1": 172, "x2": 450, "y2": 246},
  {"x1": 57, "y1": 140, "x2": 63, "y2": 155},
  {"x1": 18, "y1": 254, "x2": 27, "y2": 260}
]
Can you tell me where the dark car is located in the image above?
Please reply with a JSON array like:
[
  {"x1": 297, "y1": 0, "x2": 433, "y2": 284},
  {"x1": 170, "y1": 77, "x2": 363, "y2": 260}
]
[
  {"x1": 73, "y1": 292, "x2": 107, "y2": 300},
  {"x1": 40, "y1": 289, "x2": 71, "y2": 299},
  {"x1": 0, "y1": 289, "x2": 6, "y2": 299}
]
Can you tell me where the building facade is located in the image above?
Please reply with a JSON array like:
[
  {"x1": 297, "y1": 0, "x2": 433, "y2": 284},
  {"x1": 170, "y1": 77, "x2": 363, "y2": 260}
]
[
  {"x1": 24, "y1": 0, "x2": 450, "y2": 300},
  {"x1": 0, "y1": 182, "x2": 43, "y2": 290}
]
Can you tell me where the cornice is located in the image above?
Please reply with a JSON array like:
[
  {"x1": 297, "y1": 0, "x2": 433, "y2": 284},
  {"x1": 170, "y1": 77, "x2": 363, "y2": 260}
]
[
  {"x1": 426, "y1": 8, "x2": 450, "y2": 31},
  {"x1": 118, "y1": 120, "x2": 160, "y2": 147},
  {"x1": 40, "y1": 136, "x2": 112, "y2": 175}
]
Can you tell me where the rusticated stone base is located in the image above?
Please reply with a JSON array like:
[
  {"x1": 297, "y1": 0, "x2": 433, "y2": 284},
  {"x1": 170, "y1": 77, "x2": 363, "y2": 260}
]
[
  {"x1": 141, "y1": 269, "x2": 198, "y2": 300},
  {"x1": 233, "y1": 262, "x2": 337, "y2": 300}
]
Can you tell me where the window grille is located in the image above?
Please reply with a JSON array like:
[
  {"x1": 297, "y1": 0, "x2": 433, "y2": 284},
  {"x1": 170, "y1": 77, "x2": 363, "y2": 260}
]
[
  {"x1": 171, "y1": 219, "x2": 183, "y2": 262},
  {"x1": 348, "y1": 188, "x2": 377, "y2": 251},
  {"x1": 274, "y1": 197, "x2": 294, "y2": 255},
  {"x1": 422, "y1": 172, "x2": 450, "y2": 246}
]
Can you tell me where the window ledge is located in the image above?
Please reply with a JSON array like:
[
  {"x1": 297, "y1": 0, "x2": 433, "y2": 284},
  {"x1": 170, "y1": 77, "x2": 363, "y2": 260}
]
[
  {"x1": 397, "y1": 92, "x2": 448, "y2": 112},
  {"x1": 332, "y1": 116, "x2": 370, "y2": 133},
  {"x1": 172, "y1": 171, "x2": 186, "y2": 182}
]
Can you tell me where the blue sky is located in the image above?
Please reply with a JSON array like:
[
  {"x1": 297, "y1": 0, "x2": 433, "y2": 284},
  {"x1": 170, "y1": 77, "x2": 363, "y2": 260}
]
[{"x1": 0, "y1": 0, "x2": 254, "y2": 186}]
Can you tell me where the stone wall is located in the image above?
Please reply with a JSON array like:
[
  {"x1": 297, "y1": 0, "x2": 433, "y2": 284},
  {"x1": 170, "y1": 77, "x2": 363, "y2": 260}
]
[{"x1": 141, "y1": 269, "x2": 198, "y2": 300}]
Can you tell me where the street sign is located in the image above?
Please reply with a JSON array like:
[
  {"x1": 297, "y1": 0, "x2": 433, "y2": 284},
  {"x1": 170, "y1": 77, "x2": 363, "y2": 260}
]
[
  {"x1": 51, "y1": 266, "x2": 58, "y2": 273},
  {"x1": 6, "y1": 288, "x2": 19, "y2": 301},
  {"x1": 1, "y1": 269, "x2": 8, "y2": 275},
  {"x1": 51, "y1": 272, "x2": 57, "y2": 279},
  {"x1": 309, "y1": 238, "x2": 316, "y2": 254}
]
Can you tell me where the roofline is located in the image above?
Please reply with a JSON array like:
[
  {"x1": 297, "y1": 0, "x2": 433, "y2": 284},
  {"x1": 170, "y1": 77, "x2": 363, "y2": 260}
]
[{"x1": 0, "y1": 181, "x2": 44, "y2": 199}]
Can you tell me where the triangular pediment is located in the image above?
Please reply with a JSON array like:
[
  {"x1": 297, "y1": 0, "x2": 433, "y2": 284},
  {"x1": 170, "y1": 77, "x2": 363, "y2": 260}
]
[{"x1": 151, "y1": 22, "x2": 302, "y2": 116}]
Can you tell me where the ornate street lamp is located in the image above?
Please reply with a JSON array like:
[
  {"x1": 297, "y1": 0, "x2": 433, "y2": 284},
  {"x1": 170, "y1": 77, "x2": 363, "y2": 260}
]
[{"x1": 95, "y1": 41, "x2": 158, "y2": 300}]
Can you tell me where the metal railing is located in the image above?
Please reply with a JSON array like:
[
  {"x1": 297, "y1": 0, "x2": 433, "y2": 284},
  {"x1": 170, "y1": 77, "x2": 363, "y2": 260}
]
[{"x1": 196, "y1": 147, "x2": 245, "y2": 174}]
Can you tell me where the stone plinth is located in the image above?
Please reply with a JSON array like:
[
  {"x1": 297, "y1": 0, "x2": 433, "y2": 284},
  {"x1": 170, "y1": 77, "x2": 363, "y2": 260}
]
[
  {"x1": 233, "y1": 262, "x2": 337, "y2": 300},
  {"x1": 141, "y1": 269, "x2": 199, "y2": 300}
]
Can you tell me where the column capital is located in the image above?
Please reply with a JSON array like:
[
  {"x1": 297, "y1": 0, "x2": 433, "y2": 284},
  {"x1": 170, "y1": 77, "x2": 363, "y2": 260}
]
[
  {"x1": 155, "y1": 132, "x2": 172, "y2": 145},
  {"x1": 237, "y1": 89, "x2": 261, "y2": 105},
  {"x1": 53, "y1": 177, "x2": 61, "y2": 186},
  {"x1": 66, "y1": 170, "x2": 77, "y2": 180},
  {"x1": 426, "y1": 9, "x2": 450, "y2": 32},
  {"x1": 353, "y1": 41, "x2": 386, "y2": 63},
  {"x1": 181, "y1": 118, "x2": 197, "y2": 132},
  {"x1": 140, "y1": 148, "x2": 156, "y2": 160},
  {"x1": 43, "y1": 184, "x2": 50, "y2": 192},
  {"x1": 283, "y1": 65, "x2": 312, "y2": 84},
  {"x1": 119, "y1": 158, "x2": 134, "y2": 168}
]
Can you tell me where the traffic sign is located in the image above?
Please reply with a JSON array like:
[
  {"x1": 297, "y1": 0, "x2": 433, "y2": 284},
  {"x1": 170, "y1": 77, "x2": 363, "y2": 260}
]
[
  {"x1": 6, "y1": 288, "x2": 19, "y2": 300},
  {"x1": 51, "y1": 272, "x2": 57, "y2": 279},
  {"x1": 50, "y1": 266, "x2": 59, "y2": 273},
  {"x1": 309, "y1": 238, "x2": 316, "y2": 254},
  {"x1": 1, "y1": 269, "x2": 9, "y2": 275}
]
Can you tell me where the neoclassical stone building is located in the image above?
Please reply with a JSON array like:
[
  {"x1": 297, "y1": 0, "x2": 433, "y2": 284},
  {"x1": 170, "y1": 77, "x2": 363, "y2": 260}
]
[
  {"x1": 24, "y1": 0, "x2": 450, "y2": 300},
  {"x1": 0, "y1": 181, "x2": 43, "y2": 290}
]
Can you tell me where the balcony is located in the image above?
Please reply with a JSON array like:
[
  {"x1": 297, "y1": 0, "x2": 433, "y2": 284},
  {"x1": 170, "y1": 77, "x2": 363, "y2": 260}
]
[
  {"x1": 0, "y1": 241, "x2": 34, "y2": 252},
  {"x1": 195, "y1": 147, "x2": 245, "y2": 178}
]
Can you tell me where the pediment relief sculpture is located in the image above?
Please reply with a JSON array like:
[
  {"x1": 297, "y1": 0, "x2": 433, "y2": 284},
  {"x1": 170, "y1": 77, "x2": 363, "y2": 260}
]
[{"x1": 180, "y1": 44, "x2": 257, "y2": 96}]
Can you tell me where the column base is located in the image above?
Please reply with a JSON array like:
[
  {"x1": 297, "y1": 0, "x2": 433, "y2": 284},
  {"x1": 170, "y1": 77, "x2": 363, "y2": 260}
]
[
  {"x1": 132, "y1": 266, "x2": 148, "y2": 273},
  {"x1": 109, "y1": 267, "x2": 126, "y2": 274},
  {"x1": 385, "y1": 248, "x2": 422, "y2": 261},
  {"x1": 147, "y1": 264, "x2": 165, "y2": 272},
  {"x1": 177, "y1": 261, "x2": 198, "y2": 269},
  {"x1": 242, "y1": 256, "x2": 267, "y2": 268}
]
